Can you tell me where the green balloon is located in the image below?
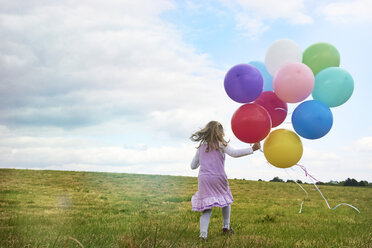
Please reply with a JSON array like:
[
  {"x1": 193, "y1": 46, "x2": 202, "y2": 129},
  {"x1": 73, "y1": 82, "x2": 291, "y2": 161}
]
[
  {"x1": 312, "y1": 67, "x2": 354, "y2": 108},
  {"x1": 303, "y1": 43, "x2": 340, "y2": 75}
]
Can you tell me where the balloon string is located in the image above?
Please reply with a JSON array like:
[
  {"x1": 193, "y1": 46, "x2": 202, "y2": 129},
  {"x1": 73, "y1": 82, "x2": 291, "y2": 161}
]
[
  {"x1": 274, "y1": 108, "x2": 292, "y2": 115},
  {"x1": 299, "y1": 200, "x2": 304, "y2": 214},
  {"x1": 333, "y1": 203, "x2": 360, "y2": 213},
  {"x1": 285, "y1": 169, "x2": 308, "y2": 195},
  {"x1": 258, "y1": 155, "x2": 360, "y2": 213},
  {"x1": 295, "y1": 164, "x2": 360, "y2": 213},
  {"x1": 285, "y1": 169, "x2": 308, "y2": 213},
  {"x1": 274, "y1": 108, "x2": 287, "y2": 112},
  {"x1": 262, "y1": 157, "x2": 308, "y2": 213},
  {"x1": 308, "y1": 176, "x2": 331, "y2": 209},
  {"x1": 296, "y1": 164, "x2": 319, "y2": 182}
]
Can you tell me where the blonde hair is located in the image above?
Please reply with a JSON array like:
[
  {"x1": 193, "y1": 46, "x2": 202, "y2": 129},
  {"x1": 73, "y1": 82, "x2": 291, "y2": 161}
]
[{"x1": 190, "y1": 121, "x2": 228, "y2": 152}]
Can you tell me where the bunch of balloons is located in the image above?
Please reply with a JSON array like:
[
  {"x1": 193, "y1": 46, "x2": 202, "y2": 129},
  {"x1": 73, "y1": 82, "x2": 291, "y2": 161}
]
[{"x1": 224, "y1": 39, "x2": 354, "y2": 169}]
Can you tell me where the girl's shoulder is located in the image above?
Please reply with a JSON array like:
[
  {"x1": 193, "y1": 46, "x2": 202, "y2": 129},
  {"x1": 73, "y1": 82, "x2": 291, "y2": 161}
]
[
  {"x1": 197, "y1": 143, "x2": 207, "y2": 151},
  {"x1": 199, "y1": 142, "x2": 207, "y2": 148},
  {"x1": 218, "y1": 141, "x2": 228, "y2": 150},
  {"x1": 198, "y1": 143, "x2": 222, "y2": 152}
]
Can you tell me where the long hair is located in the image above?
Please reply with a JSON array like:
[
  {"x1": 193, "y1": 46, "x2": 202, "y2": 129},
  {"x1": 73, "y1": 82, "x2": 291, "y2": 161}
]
[{"x1": 190, "y1": 121, "x2": 228, "y2": 152}]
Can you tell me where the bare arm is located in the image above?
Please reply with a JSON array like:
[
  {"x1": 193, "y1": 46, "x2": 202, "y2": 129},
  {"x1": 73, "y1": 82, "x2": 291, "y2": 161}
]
[{"x1": 190, "y1": 149, "x2": 200, "y2": 169}]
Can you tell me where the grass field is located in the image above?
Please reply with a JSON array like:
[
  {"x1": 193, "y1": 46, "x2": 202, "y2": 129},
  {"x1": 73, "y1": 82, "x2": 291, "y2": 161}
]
[{"x1": 0, "y1": 169, "x2": 371, "y2": 247}]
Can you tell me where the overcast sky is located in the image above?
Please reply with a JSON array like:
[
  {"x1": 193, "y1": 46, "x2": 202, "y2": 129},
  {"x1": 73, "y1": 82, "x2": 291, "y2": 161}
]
[{"x1": 1, "y1": 0, "x2": 371, "y2": 182}]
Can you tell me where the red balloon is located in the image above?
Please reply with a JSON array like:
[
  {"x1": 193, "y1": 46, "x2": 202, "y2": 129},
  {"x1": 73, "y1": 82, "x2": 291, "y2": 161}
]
[
  {"x1": 231, "y1": 103, "x2": 272, "y2": 143},
  {"x1": 254, "y1": 91, "x2": 288, "y2": 127}
]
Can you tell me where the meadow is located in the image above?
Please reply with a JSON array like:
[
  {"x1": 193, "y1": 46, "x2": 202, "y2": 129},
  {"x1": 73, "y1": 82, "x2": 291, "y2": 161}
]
[{"x1": 0, "y1": 168, "x2": 371, "y2": 247}]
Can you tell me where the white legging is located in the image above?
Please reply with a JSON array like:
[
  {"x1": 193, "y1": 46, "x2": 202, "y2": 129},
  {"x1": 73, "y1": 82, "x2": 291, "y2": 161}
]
[{"x1": 199, "y1": 205, "x2": 231, "y2": 238}]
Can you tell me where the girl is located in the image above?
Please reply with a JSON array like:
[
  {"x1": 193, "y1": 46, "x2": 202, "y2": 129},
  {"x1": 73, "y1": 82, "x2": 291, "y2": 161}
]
[{"x1": 190, "y1": 121, "x2": 260, "y2": 240}]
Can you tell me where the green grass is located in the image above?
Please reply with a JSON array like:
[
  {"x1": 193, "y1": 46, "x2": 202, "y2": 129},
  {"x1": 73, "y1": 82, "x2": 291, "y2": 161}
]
[{"x1": 0, "y1": 169, "x2": 371, "y2": 247}]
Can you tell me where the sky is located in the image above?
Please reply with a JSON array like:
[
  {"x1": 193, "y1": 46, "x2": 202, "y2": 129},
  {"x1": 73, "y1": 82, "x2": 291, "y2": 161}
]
[{"x1": 0, "y1": 0, "x2": 371, "y2": 182}]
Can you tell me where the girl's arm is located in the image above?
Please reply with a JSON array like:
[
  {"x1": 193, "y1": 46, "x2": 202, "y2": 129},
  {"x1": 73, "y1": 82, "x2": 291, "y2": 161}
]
[
  {"x1": 190, "y1": 149, "x2": 200, "y2": 169},
  {"x1": 223, "y1": 143, "x2": 254, "y2": 158}
]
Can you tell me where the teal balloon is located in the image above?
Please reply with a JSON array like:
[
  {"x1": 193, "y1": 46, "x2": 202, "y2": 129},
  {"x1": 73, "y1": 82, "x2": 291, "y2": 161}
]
[
  {"x1": 249, "y1": 61, "x2": 273, "y2": 91},
  {"x1": 312, "y1": 67, "x2": 354, "y2": 107}
]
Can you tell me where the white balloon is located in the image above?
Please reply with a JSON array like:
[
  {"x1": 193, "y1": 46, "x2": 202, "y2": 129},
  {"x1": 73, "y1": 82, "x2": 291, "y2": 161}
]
[{"x1": 265, "y1": 39, "x2": 302, "y2": 76}]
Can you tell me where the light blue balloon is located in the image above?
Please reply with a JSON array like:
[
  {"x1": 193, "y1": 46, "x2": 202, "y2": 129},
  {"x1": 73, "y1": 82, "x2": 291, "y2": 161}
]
[
  {"x1": 249, "y1": 61, "x2": 273, "y2": 92},
  {"x1": 292, "y1": 100, "x2": 333, "y2": 139},
  {"x1": 312, "y1": 67, "x2": 354, "y2": 107}
]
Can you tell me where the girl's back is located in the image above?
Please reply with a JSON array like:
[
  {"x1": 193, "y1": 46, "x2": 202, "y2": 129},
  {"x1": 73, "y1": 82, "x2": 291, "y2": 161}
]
[{"x1": 198, "y1": 144, "x2": 226, "y2": 177}]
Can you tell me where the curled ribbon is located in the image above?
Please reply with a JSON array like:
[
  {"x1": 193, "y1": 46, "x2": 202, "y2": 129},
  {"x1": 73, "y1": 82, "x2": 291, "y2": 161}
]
[
  {"x1": 296, "y1": 164, "x2": 319, "y2": 182},
  {"x1": 333, "y1": 203, "x2": 360, "y2": 213},
  {"x1": 258, "y1": 150, "x2": 360, "y2": 213},
  {"x1": 295, "y1": 164, "x2": 360, "y2": 214}
]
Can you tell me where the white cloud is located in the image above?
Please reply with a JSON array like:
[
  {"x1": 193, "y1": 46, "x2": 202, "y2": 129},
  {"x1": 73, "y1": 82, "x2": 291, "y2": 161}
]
[
  {"x1": 148, "y1": 106, "x2": 227, "y2": 138},
  {"x1": 233, "y1": 0, "x2": 312, "y2": 23},
  {"x1": 219, "y1": 0, "x2": 313, "y2": 37},
  {"x1": 235, "y1": 13, "x2": 269, "y2": 39},
  {"x1": 2, "y1": 124, "x2": 371, "y2": 182},
  {"x1": 0, "y1": 124, "x2": 202, "y2": 177},
  {"x1": 301, "y1": 147, "x2": 341, "y2": 166},
  {"x1": 0, "y1": 0, "x2": 222, "y2": 131},
  {"x1": 352, "y1": 136, "x2": 372, "y2": 152},
  {"x1": 294, "y1": 145, "x2": 372, "y2": 182},
  {"x1": 319, "y1": 0, "x2": 372, "y2": 24},
  {"x1": 0, "y1": 130, "x2": 194, "y2": 167},
  {"x1": 0, "y1": 1, "x2": 231, "y2": 174}
]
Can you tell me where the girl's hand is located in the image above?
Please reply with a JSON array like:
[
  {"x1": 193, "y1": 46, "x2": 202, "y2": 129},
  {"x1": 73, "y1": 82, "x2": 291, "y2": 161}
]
[{"x1": 252, "y1": 142, "x2": 261, "y2": 151}]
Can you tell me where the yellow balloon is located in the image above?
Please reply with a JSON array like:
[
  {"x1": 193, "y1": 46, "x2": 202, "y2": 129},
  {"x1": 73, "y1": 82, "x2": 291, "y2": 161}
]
[{"x1": 263, "y1": 129, "x2": 303, "y2": 168}]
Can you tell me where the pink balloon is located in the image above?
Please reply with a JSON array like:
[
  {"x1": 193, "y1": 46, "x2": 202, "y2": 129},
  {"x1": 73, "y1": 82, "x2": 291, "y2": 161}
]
[
  {"x1": 254, "y1": 91, "x2": 288, "y2": 127},
  {"x1": 273, "y1": 62, "x2": 315, "y2": 103}
]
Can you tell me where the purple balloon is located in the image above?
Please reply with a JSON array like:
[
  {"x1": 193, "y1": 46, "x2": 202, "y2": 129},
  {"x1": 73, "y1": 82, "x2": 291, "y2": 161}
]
[{"x1": 224, "y1": 64, "x2": 263, "y2": 103}]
